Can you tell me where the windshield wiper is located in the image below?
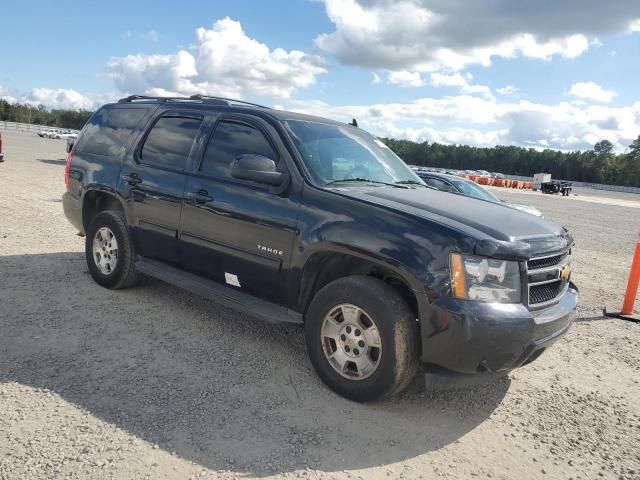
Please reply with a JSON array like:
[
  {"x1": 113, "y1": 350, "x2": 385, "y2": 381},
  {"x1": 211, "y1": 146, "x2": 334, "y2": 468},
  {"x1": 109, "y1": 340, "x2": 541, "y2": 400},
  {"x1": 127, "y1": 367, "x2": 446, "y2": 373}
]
[
  {"x1": 324, "y1": 178, "x2": 409, "y2": 188},
  {"x1": 394, "y1": 180, "x2": 432, "y2": 188}
]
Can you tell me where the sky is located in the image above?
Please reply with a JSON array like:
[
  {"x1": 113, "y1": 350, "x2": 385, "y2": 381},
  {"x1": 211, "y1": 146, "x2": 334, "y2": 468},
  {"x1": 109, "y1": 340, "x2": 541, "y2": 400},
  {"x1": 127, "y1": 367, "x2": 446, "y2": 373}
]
[{"x1": 1, "y1": 0, "x2": 639, "y2": 152}]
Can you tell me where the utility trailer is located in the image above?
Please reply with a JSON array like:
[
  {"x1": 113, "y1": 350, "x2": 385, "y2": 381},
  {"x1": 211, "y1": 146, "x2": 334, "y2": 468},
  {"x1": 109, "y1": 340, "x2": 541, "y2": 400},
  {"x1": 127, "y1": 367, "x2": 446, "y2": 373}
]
[
  {"x1": 533, "y1": 173, "x2": 572, "y2": 196},
  {"x1": 541, "y1": 180, "x2": 572, "y2": 196}
]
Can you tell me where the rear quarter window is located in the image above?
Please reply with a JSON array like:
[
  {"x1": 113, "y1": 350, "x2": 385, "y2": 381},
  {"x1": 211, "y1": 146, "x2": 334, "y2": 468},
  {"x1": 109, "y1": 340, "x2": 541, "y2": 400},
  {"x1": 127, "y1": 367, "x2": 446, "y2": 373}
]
[{"x1": 75, "y1": 106, "x2": 149, "y2": 157}]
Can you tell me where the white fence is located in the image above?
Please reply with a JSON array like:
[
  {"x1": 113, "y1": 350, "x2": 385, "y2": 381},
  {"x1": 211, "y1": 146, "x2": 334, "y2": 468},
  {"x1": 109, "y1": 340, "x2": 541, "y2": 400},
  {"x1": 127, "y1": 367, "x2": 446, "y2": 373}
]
[{"x1": 0, "y1": 121, "x2": 79, "y2": 134}]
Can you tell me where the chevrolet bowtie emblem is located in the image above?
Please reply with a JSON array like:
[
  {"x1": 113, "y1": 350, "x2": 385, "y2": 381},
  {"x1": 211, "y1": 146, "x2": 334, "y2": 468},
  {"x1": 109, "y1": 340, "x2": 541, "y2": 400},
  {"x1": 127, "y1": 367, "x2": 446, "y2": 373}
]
[{"x1": 560, "y1": 264, "x2": 571, "y2": 281}]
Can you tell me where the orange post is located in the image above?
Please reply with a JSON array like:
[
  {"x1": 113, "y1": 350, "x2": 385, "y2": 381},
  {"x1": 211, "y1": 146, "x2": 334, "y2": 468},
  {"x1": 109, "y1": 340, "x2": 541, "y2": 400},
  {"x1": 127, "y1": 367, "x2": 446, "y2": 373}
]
[
  {"x1": 621, "y1": 240, "x2": 640, "y2": 315},
  {"x1": 605, "y1": 235, "x2": 640, "y2": 322}
]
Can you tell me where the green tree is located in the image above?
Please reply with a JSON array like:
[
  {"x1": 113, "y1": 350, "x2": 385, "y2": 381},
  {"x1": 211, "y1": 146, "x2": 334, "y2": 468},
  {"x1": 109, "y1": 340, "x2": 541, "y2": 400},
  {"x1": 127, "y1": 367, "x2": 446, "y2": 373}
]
[
  {"x1": 594, "y1": 140, "x2": 614, "y2": 157},
  {"x1": 629, "y1": 135, "x2": 640, "y2": 160},
  {"x1": 380, "y1": 135, "x2": 640, "y2": 187}
]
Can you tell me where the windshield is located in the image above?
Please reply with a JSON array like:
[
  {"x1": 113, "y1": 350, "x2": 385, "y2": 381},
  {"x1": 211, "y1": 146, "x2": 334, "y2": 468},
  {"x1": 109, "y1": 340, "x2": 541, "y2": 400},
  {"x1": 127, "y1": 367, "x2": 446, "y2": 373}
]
[
  {"x1": 451, "y1": 179, "x2": 501, "y2": 203},
  {"x1": 285, "y1": 120, "x2": 423, "y2": 186}
]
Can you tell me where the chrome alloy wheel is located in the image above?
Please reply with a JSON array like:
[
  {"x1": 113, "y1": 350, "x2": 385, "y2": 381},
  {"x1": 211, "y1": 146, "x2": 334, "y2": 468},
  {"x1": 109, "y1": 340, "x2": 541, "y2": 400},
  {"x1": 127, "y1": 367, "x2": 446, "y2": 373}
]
[
  {"x1": 92, "y1": 227, "x2": 118, "y2": 275},
  {"x1": 320, "y1": 304, "x2": 382, "y2": 380}
]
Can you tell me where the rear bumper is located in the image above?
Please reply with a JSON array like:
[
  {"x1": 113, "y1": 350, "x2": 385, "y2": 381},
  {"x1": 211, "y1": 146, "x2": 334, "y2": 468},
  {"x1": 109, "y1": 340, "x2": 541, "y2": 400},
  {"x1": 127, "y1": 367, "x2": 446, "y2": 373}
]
[
  {"x1": 62, "y1": 191, "x2": 84, "y2": 234},
  {"x1": 420, "y1": 283, "x2": 578, "y2": 374}
]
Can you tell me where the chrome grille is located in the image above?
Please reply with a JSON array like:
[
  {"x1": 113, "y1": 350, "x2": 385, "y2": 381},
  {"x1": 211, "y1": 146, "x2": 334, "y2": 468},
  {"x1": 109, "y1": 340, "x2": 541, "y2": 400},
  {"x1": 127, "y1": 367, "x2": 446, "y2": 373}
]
[
  {"x1": 530, "y1": 280, "x2": 564, "y2": 304},
  {"x1": 527, "y1": 253, "x2": 564, "y2": 270},
  {"x1": 527, "y1": 251, "x2": 571, "y2": 308}
]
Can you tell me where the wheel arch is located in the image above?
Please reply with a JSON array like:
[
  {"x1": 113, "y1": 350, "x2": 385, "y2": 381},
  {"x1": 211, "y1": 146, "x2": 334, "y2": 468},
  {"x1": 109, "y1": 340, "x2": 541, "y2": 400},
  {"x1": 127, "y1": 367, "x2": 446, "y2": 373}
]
[
  {"x1": 81, "y1": 189, "x2": 126, "y2": 230},
  {"x1": 297, "y1": 249, "x2": 426, "y2": 323}
]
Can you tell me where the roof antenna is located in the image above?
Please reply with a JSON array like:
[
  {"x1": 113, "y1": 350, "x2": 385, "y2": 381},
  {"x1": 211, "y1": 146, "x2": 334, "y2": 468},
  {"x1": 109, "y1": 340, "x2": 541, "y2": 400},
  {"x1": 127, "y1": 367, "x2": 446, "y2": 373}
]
[{"x1": 349, "y1": 118, "x2": 358, "y2": 127}]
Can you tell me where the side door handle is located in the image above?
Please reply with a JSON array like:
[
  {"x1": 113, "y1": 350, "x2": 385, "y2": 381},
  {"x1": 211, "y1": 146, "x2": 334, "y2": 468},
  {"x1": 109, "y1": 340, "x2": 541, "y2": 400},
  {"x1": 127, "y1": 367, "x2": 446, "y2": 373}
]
[
  {"x1": 122, "y1": 173, "x2": 142, "y2": 186},
  {"x1": 186, "y1": 189, "x2": 213, "y2": 204}
]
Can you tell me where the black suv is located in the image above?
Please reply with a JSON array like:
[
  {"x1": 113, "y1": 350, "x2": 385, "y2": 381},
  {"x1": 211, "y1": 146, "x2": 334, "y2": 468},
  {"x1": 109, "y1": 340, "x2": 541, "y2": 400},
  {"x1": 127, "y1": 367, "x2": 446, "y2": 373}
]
[{"x1": 63, "y1": 95, "x2": 578, "y2": 401}]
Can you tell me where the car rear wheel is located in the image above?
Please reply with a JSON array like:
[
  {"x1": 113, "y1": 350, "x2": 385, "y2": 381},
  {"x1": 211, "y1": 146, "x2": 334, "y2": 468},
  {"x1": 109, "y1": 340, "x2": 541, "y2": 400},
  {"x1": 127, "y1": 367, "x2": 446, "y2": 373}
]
[
  {"x1": 86, "y1": 210, "x2": 138, "y2": 289},
  {"x1": 305, "y1": 275, "x2": 419, "y2": 402}
]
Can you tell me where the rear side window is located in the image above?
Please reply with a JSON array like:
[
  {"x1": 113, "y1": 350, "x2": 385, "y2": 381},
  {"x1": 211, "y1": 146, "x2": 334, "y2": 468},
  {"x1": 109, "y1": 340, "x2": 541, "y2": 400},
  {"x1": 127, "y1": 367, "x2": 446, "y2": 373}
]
[
  {"x1": 200, "y1": 120, "x2": 277, "y2": 179},
  {"x1": 75, "y1": 106, "x2": 148, "y2": 157},
  {"x1": 140, "y1": 116, "x2": 202, "y2": 171}
]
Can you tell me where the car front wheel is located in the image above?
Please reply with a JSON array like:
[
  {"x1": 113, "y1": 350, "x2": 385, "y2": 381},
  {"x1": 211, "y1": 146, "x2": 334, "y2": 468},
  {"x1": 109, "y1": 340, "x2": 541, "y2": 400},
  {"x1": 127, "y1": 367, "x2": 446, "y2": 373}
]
[{"x1": 304, "y1": 275, "x2": 419, "y2": 402}]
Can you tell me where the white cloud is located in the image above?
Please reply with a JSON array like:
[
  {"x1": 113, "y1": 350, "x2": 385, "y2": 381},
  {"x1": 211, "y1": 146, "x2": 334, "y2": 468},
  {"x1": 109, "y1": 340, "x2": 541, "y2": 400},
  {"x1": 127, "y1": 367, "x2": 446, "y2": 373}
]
[
  {"x1": 387, "y1": 70, "x2": 426, "y2": 87},
  {"x1": 429, "y1": 73, "x2": 493, "y2": 99},
  {"x1": 0, "y1": 86, "x2": 96, "y2": 110},
  {"x1": 497, "y1": 85, "x2": 519, "y2": 96},
  {"x1": 106, "y1": 17, "x2": 327, "y2": 99},
  {"x1": 285, "y1": 95, "x2": 640, "y2": 153},
  {"x1": 141, "y1": 30, "x2": 159, "y2": 42},
  {"x1": 374, "y1": 70, "x2": 493, "y2": 99},
  {"x1": 429, "y1": 72, "x2": 467, "y2": 88},
  {"x1": 123, "y1": 30, "x2": 160, "y2": 42},
  {"x1": 27, "y1": 88, "x2": 95, "y2": 109},
  {"x1": 569, "y1": 81, "x2": 616, "y2": 102},
  {"x1": 0, "y1": 86, "x2": 18, "y2": 104},
  {"x1": 315, "y1": 0, "x2": 640, "y2": 72}
]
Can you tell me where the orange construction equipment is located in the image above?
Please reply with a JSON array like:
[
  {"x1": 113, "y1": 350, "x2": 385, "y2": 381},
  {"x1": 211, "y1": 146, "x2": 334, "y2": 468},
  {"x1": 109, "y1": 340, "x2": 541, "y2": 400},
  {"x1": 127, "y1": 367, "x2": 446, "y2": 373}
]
[{"x1": 604, "y1": 236, "x2": 640, "y2": 322}]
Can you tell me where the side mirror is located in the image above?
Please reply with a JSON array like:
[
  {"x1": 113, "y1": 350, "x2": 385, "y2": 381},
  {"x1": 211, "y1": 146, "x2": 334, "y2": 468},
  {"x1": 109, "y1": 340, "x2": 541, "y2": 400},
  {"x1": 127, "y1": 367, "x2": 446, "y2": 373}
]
[
  {"x1": 66, "y1": 139, "x2": 75, "y2": 153},
  {"x1": 230, "y1": 154, "x2": 288, "y2": 187}
]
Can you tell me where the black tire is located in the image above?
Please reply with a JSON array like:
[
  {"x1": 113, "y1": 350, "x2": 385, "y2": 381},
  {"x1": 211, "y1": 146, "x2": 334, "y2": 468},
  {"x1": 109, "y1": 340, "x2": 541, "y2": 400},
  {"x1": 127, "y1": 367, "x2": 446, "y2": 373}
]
[
  {"x1": 304, "y1": 275, "x2": 419, "y2": 402},
  {"x1": 85, "y1": 210, "x2": 138, "y2": 289}
]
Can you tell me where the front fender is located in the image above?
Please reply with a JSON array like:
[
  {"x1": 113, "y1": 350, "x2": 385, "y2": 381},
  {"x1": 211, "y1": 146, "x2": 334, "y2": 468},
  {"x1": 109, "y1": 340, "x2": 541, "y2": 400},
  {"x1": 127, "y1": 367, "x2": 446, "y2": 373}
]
[{"x1": 289, "y1": 185, "x2": 467, "y2": 320}]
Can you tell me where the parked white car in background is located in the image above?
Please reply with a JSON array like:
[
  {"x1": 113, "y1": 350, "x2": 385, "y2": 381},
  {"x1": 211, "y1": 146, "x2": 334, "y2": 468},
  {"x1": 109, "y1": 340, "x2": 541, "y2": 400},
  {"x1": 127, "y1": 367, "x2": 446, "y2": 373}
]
[
  {"x1": 37, "y1": 128, "x2": 77, "y2": 139},
  {"x1": 58, "y1": 129, "x2": 76, "y2": 139},
  {"x1": 38, "y1": 128, "x2": 58, "y2": 138}
]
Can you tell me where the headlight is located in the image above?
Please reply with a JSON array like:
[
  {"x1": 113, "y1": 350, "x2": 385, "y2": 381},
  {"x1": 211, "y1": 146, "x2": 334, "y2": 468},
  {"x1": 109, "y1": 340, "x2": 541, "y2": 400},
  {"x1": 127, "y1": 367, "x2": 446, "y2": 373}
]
[{"x1": 450, "y1": 253, "x2": 521, "y2": 303}]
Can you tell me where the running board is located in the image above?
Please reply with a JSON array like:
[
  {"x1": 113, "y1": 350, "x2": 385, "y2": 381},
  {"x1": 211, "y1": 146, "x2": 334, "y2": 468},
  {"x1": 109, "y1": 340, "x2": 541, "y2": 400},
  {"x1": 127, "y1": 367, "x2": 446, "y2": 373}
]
[{"x1": 136, "y1": 258, "x2": 302, "y2": 325}]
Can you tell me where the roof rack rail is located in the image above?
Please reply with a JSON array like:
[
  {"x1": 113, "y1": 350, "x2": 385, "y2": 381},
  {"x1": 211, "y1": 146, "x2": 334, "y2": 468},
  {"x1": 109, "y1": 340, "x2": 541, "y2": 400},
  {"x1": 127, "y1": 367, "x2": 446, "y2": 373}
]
[
  {"x1": 117, "y1": 94, "x2": 270, "y2": 109},
  {"x1": 188, "y1": 94, "x2": 270, "y2": 109},
  {"x1": 118, "y1": 95, "x2": 157, "y2": 103}
]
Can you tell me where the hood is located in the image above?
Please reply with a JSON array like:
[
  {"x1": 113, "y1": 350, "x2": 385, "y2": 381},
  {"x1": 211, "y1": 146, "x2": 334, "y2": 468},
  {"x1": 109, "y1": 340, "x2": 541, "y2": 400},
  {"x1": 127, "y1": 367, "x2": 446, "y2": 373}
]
[
  {"x1": 506, "y1": 202, "x2": 544, "y2": 218},
  {"x1": 333, "y1": 186, "x2": 571, "y2": 258}
]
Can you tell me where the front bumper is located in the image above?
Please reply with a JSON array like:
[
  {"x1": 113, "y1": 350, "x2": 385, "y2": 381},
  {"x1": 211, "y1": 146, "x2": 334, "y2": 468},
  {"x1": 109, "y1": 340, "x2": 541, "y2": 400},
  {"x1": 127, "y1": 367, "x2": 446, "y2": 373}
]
[{"x1": 420, "y1": 283, "x2": 578, "y2": 374}]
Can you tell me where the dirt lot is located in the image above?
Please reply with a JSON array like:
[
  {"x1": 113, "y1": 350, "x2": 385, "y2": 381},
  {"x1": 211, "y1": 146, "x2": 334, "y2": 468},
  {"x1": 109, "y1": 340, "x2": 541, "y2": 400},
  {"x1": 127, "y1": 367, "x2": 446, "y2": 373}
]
[{"x1": 1, "y1": 129, "x2": 639, "y2": 480}]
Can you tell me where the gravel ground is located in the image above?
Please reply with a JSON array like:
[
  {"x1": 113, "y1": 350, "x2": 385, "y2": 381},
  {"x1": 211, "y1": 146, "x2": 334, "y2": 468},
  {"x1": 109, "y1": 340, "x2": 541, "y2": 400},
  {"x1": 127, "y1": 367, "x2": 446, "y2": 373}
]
[{"x1": 1, "y1": 129, "x2": 639, "y2": 480}]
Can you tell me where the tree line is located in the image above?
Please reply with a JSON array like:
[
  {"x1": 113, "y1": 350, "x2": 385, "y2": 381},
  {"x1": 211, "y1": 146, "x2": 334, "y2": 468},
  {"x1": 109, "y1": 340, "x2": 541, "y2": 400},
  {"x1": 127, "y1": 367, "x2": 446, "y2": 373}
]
[
  {"x1": 0, "y1": 100, "x2": 92, "y2": 130},
  {"x1": 381, "y1": 137, "x2": 640, "y2": 187}
]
